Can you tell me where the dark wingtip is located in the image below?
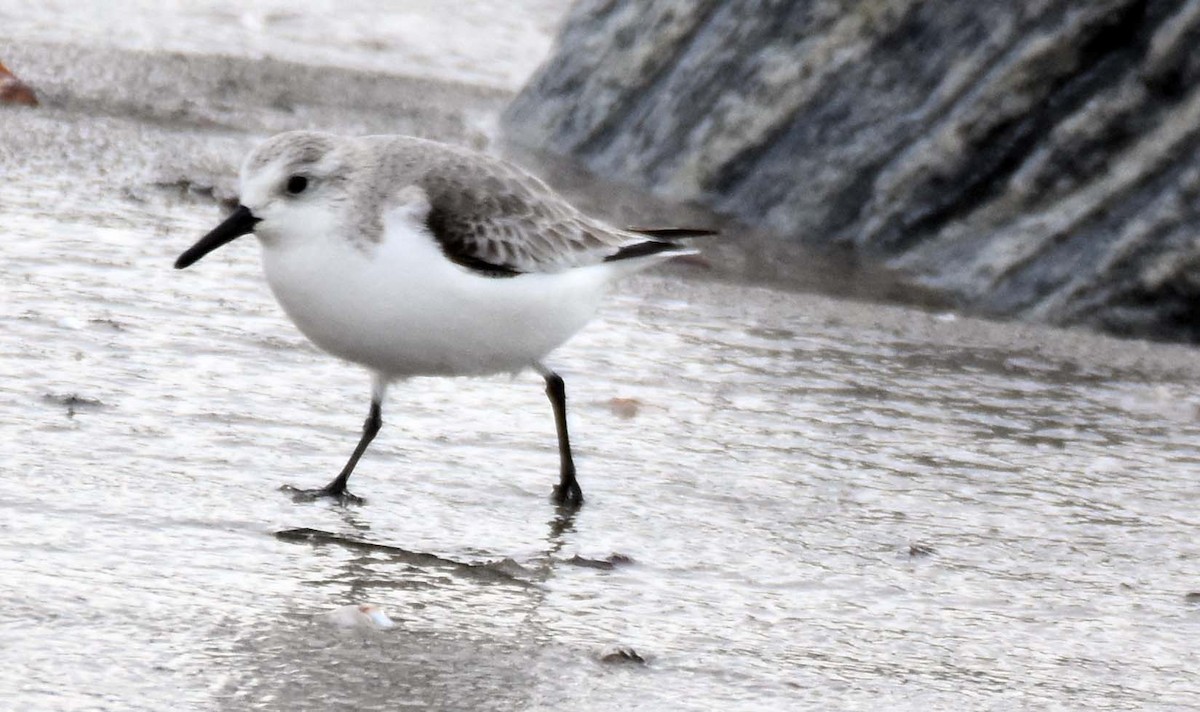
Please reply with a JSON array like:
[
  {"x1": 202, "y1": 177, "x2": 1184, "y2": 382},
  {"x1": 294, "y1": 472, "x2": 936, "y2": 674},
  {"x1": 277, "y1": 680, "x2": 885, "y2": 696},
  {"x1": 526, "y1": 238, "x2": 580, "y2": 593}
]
[
  {"x1": 626, "y1": 227, "x2": 720, "y2": 239},
  {"x1": 604, "y1": 240, "x2": 690, "y2": 263}
]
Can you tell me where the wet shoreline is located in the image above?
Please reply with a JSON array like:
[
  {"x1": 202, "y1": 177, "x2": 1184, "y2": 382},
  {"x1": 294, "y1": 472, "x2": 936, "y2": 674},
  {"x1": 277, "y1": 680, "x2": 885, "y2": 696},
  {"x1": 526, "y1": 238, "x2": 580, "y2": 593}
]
[{"x1": 4, "y1": 14, "x2": 1200, "y2": 711}]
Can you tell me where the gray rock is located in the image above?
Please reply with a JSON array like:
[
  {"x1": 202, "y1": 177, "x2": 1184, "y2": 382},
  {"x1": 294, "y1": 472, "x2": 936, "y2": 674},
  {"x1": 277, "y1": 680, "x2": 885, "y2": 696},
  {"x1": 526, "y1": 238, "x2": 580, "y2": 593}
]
[{"x1": 503, "y1": 0, "x2": 1200, "y2": 341}]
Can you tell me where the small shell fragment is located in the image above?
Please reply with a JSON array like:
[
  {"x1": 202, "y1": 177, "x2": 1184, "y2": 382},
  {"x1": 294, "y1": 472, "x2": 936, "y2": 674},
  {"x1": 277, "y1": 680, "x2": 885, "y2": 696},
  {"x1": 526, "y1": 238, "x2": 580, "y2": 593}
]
[
  {"x1": 608, "y1": 397, "x2": 642, "y2": 419},
  {"x1": 323, "y1": 603, "x2": 396, "y2": 631},
  {"x1": 0, "y1": 62, "x2": 38, "y2": 107}
]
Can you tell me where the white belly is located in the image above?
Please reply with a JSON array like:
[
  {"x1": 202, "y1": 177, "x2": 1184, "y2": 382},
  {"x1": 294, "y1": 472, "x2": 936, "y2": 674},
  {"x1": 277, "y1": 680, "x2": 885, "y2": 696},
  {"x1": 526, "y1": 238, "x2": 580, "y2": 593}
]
[{"x1": 259, "y1": 222, "x2": 610, "y2": 379}]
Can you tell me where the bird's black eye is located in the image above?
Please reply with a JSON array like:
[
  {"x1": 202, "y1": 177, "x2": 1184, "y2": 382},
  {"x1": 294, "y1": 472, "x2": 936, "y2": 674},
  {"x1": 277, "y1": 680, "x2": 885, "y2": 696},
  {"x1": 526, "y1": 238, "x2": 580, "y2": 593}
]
[{"x1": 286, "y1": 175, "x2": 308, "y2": 195}]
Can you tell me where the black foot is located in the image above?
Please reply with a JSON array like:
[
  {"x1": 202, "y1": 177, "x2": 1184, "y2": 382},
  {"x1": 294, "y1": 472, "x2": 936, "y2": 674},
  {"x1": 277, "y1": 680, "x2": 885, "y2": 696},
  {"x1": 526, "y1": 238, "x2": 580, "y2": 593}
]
[
  {"x1": 552, "y1": 480, "x2": 584, "y2": 509},
  {"x1": 280, "y1": 483, "x2": 366, "y2": 506}
]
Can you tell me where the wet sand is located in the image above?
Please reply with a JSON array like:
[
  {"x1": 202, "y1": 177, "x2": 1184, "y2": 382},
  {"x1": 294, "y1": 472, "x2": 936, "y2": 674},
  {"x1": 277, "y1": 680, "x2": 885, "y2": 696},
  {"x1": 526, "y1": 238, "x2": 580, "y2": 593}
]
[{"x1": 4, "y1": 14, "x2": 1200, "y2": 712}]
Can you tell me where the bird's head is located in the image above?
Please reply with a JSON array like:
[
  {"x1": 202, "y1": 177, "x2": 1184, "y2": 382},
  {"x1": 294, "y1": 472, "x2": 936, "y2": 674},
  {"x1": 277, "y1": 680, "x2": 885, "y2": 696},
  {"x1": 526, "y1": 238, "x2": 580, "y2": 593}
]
[{"x1": 175, "y1": 131, "x2": 355, "y2": 269}]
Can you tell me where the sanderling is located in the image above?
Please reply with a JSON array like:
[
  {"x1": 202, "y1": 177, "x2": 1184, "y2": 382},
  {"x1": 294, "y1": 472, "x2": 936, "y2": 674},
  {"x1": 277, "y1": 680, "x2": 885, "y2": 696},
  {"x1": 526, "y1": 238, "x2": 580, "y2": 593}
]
[{"x1": 175, "y1": 130, "x2": 710, "y2": 507}]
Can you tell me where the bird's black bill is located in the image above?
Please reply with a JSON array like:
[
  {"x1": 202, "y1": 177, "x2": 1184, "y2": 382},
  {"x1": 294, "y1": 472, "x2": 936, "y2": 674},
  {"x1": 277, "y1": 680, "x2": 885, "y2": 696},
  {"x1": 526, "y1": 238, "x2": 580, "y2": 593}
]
[{"x1": 174, "y1": 205, "x2": 260, "y2": 269}]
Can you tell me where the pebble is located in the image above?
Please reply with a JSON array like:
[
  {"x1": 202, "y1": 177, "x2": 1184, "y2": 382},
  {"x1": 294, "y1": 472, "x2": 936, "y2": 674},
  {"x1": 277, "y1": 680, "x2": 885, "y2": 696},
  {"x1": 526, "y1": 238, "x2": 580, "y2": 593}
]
[
  {"x1": 599, "y1": 646, "x2": 646, "y2": 665},
  {"x1": 0, "y1": 62, "x2": 38, "y2": 106}
]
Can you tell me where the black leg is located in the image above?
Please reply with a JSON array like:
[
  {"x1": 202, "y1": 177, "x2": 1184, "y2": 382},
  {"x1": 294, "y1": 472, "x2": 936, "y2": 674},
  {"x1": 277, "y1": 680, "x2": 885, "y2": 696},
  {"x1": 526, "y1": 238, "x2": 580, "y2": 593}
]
[
  {"x1": 542, "y1": 369, "x2": 583, "y2": 508},
  {"x1": 324, "y1": 399, "x2": 382, "y2": 497},
  {"x1": 286, "y1": 399, "x2": 381, "y2": 505}
]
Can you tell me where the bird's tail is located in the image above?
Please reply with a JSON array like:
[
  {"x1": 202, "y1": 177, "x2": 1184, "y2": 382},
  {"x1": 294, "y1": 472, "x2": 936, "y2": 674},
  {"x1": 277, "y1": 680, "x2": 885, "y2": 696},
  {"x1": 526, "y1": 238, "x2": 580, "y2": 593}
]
[{"x1": 602, "y1": 227, "x2": 717, "y2": 272}]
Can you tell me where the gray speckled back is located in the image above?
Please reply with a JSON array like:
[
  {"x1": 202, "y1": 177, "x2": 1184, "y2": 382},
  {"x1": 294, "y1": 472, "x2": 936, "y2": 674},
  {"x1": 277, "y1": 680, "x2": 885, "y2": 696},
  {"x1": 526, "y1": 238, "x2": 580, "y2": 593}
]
[{"x1": 356, "y1": 134, "x2": 638, "y2": 273}]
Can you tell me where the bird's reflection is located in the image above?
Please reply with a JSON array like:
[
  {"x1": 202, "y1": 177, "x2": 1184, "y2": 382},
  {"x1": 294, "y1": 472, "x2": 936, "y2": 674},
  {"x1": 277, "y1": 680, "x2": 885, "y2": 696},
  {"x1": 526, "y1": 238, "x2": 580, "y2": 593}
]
[
  {"x1": 544, "y1": 503, "x2": 579, "y2": 561},
  {"x1": 275, "y1": 497, "x2": 583, "y2": 605}
]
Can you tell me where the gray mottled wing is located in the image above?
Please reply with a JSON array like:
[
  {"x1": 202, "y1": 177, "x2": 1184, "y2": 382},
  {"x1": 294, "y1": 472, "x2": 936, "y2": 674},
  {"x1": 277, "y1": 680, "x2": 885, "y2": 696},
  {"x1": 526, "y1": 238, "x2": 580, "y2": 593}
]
[{"x1": 412, "y1": 150, "x2": 632, "y2": 275}]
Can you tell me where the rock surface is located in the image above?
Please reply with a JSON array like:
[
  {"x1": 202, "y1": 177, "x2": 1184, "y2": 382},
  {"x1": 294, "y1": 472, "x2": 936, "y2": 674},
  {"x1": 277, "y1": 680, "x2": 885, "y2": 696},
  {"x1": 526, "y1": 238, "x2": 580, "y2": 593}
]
[{"x1": 503, "y1": 0, "x2": 1200, "y2": 342}]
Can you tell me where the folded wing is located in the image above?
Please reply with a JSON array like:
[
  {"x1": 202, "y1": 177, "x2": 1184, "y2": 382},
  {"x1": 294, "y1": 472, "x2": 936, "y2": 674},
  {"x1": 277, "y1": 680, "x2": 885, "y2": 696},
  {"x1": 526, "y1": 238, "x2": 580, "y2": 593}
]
[{"x1": 409, "y1": 149, "x2": 699, "y2": 276}]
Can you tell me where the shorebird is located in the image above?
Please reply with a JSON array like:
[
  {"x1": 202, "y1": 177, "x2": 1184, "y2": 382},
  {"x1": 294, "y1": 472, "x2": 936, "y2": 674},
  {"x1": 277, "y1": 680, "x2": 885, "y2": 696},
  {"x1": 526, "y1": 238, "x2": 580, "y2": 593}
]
[{"x1": 175, "y1": 130, "x2": 709, "y2": 507}]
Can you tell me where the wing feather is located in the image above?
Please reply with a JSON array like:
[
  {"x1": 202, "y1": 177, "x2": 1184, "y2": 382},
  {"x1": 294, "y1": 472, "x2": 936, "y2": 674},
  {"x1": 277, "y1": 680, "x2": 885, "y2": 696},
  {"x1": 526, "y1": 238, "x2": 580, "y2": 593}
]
[
  {"x1": 371, "y1": 136, "x2": 700, "y2": 276},
  {"x1": 412, "y1": 149, "x2": 639, "y2": 274}
]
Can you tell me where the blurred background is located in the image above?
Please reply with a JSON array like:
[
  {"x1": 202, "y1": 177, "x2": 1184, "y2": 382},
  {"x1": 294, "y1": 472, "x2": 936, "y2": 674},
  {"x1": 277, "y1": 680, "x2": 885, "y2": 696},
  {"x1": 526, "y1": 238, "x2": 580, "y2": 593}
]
[
  {"x1": 3, "y1": 2, "x2": 1200, "y2": 710},
  {"x1": 509, "y1": 0, "x2": 1200, "y2": 344}
]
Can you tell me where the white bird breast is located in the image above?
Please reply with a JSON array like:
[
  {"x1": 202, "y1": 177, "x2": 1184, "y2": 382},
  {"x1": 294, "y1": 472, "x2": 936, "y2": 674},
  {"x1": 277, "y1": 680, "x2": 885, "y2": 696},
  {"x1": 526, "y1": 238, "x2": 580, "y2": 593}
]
[{"x1": 258, "y1": 206, "x2": 612, "y2": 379}]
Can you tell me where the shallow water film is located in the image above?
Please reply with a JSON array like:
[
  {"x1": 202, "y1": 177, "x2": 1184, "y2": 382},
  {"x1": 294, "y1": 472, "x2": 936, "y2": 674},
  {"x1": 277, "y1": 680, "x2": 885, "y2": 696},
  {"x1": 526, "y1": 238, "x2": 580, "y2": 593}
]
[
  {"x1": 6, "y1": 173, "x2": 1200, "y2": 709},
  {"x1": 4, "y1": 4, "x2": 1200, "y2": 710}
]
